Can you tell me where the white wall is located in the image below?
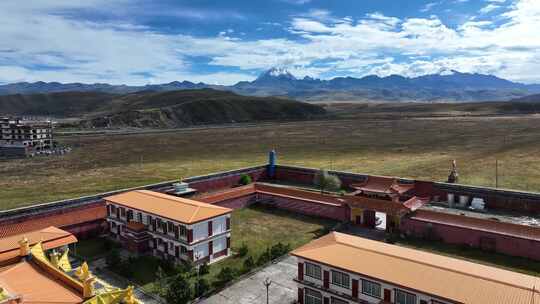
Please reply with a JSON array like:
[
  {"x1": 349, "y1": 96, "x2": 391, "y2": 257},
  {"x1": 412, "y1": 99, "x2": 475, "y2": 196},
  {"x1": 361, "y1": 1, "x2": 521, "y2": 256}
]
[{"x1": 297, "y1": 257, "x2": 451, "y2": 304}]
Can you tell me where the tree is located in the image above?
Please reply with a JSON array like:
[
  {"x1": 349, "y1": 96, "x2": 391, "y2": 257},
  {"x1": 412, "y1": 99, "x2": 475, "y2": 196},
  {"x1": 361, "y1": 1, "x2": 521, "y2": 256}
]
[
  {"x1": 239, "y1": 174, "x2": 252, "y2": 185},
  {"x1": 195, "y1": 278, "x2": 209, "y2": 298},
  {"x1": 165, "y1": 275, "x2": 192, "y2": 304},
  {"x1": 105, "y1": 249, "x2": 121, "y2": 268},
  {"x1": 313, "y1": 169, "x2": 342, "y2": 194},
  {"x1": 154, "y1": 266, "x2": 167, "y2": 297}
]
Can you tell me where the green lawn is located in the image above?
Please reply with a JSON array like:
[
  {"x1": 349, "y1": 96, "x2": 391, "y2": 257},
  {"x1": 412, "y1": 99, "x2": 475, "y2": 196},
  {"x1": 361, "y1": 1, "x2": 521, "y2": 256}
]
[
  {"x1": 75, "y1": 237, "x2": 118, "y2": 261},
  {"x1": 397, "y1": 237, "x2": 540, "y2": 276}
]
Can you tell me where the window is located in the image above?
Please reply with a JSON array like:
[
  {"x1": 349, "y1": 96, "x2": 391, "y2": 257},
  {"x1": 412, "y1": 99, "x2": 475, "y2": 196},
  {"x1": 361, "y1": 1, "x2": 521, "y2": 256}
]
[
  {"x1": 304, "y1": 288, "x2": 322, "y2": 304},
  {"x1": 179, "y1": 225, "x2": 187, "y2": 237},
  {"x1": 110, "y1": 205, "x2": 117, "y2": 216},
  {"x1": 305, "y1": 263, "x2": 322, "y2": 280},
  {"x1": 362, "y1": 279, "x2": 381, "y2": 298},
  {"x1": 137, "y1": 212, "x2": 143, "y2": 222},
  {"x1": 120, "y1": 208, "x2": 126, "y2": 217},
  {"x1": 331, "y1": 297, "x2": 348, "y2": 304},
  {"x1": 395, "y1": 289, "x2": 417, "y2": 304},
  {"x1": 167, "y1": 221, "x2": 174, "y2": 233},
  {"x1": 331, "y1": 270, "x2": 350, "y2": 289},
  {"x1": 180, "y1": 246, "x2": 187, "y2": 254}
]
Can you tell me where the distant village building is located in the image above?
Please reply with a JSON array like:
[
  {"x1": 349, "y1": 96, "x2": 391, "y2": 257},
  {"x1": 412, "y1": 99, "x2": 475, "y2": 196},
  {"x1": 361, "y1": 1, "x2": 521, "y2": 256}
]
[
  {"x1": 104, "y1": 190, "x2": 232, "y2": 264},
  {"x1": 0, "y1": 116, "x2": 53, "y2": 157},
  {"x1": 292, "y1": 232, "x2": 540, "y2": 304}
]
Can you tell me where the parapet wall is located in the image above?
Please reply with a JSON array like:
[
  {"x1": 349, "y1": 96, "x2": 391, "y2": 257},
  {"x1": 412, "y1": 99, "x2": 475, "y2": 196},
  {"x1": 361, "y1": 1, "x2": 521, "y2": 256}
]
[{"x1": 273, "y1": 165, "x2": 540, "y2": 213}]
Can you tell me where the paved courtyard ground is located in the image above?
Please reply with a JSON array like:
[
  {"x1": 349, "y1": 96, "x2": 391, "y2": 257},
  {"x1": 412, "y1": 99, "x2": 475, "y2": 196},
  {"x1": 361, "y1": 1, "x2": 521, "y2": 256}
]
[{"x1": 200, "y1": 256, "x2": 297, "y2": 304}]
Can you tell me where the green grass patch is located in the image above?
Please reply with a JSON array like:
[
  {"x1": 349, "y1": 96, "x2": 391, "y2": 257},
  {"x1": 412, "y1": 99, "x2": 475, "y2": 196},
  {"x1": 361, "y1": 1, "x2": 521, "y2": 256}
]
[{"x1": 75, "y1": 237, "x2": 118, "y2": 260}]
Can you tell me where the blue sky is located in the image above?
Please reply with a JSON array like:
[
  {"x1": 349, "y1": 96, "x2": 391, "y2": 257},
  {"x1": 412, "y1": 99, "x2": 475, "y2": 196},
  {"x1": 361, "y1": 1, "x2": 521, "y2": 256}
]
[{"x1": 0, "y1": 0, "x2": 539, "y2": 85}]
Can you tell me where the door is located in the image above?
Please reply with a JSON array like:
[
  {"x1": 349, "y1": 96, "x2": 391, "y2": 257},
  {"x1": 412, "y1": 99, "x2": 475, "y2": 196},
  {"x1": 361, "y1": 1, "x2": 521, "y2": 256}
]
[
  {"x1": 364, "y1": 210, "x2": 376, "y2": 228},
  {"x1": 355, "y1": 215, "x2": 362, "y2": 225},
  {"x1": 298, "y1": 263, "x2": 304, "y2": 281},
  {"x1": 384, "y1": 289, "x2": 391, "y2": 302},
  {"x1": 323, "y1": 271, "x2": 329, "y2": 289},
  {"x1": 352, "y1": 279, "x2": 359, "y2": 299}
]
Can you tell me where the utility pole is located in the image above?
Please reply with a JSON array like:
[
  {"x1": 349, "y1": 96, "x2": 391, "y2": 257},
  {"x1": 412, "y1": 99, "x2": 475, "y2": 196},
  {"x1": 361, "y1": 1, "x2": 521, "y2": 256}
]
[
  {"x1": 263, "y1": 278, "x2": 272, "y2": 304},
  {"x1": 495, "y1": 159, "x2": 499, "y2": 188}
]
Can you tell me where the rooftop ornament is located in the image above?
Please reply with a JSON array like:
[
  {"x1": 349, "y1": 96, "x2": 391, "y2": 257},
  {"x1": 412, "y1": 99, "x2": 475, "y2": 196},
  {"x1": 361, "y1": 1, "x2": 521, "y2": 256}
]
[{"x1": 447, "y1": 160, "x2": 459, "y2": 184}]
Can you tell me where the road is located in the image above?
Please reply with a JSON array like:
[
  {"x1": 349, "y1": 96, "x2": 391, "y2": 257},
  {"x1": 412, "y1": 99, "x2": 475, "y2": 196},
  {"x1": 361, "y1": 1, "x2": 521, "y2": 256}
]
[{"x1": 199, "y1": 256, "x2": 297, "y2": 304}]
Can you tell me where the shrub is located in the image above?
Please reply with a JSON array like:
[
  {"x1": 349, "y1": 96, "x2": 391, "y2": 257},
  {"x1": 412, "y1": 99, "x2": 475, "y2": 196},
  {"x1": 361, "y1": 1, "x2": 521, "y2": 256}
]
[
  {"x1": 176, "y1": 260, "x2": 195, "y2": 276},
  {"x1": 165, "y1": 275, "x2": 192, "y2": 304},
  {"x1": 256, "y1": 248, "x2": 272, "y2": 266},
  {"x1": 195, "y1": 278, "x2": 210, "y2": 297},
  {"x1": 198, "y1": 262, "x2": 210, "y2": 276},
  {"x1": 243, "y1": 256, "x2": 255, "y2": 272},
  {"x1": 239, "y1": 174, "x2": 253, "y2": 185},
  {"x1": 215, "y1": 267, "x2": 236, "y2": 287},
  {"x1": 313, "y1": 169, "x2": 342, "y2": 194},
  {"x1": 238, "y1": 243, "x2": 249, "y2": 257},
  {"x1": 105, "y1": 249, "x2": 122, "y2": 268},
  {"x1": 270, "y1": 242, "x2": 291, "y2": 260}
]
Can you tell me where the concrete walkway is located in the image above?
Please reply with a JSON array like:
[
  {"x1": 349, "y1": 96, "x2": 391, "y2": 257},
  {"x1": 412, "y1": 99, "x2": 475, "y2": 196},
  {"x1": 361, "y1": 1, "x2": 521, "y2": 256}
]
[{"x1": 200, "y1": 256, "x2": 297, "y2": 304}]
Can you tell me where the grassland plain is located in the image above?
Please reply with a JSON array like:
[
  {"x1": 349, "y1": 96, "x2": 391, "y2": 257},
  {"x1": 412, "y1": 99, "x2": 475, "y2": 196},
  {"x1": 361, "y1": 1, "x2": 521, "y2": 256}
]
[{"x1": 2, "y1": 112, "x2": 540, "y2": 209}]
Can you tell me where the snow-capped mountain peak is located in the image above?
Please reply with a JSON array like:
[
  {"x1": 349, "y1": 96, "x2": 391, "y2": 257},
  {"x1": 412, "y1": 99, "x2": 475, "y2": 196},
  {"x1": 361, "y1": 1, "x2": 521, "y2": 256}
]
[{"x1": 257, "y1": 67, "x2": 296, "y2": 81}]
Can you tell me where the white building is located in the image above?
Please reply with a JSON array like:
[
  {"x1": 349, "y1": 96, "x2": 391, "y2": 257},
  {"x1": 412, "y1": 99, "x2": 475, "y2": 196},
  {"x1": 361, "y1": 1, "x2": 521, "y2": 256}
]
[
  {"x1": 104, "y1": 190, "x2": 232, "y2": 264},
  {"x1": 291, "y1": 232, "x2": 539, "y2": 304}
]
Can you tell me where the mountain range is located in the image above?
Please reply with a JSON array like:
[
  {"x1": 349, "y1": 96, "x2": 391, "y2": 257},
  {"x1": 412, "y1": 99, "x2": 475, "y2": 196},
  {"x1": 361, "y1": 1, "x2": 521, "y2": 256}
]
[
  {"x1": 0, "y1": 89, "x2": 325, "y2": 128},
  {"x1": 2, "y1": 68, "x2": 540, "y2": 102}
]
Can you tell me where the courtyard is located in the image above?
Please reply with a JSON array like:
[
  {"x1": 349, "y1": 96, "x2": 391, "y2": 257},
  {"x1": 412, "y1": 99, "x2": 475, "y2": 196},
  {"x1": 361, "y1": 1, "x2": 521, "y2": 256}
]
[{"x1": 76, "y1": 203, "x2": 337, "y2": 299}]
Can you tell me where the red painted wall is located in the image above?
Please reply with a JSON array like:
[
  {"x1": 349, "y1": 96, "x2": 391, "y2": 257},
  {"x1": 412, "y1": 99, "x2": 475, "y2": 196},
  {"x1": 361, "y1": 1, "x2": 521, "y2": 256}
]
[
  {"x1": 213, "y1": 194, "x2": 257, "y2": 209},
  {"x1": 257, "y1": 193, "x2": 347, "y2": 221},
  {"x1": 400, "y1": 218, "x2": 540, "y2": 260},
  {"x1": 188, "y1": 168, "x2": 267, "y2": 192}
]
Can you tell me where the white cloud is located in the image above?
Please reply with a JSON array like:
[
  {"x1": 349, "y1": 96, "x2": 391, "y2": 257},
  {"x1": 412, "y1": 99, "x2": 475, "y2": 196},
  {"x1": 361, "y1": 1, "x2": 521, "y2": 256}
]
[
  {"x1": 480, "y1": 4, "x2": 501, "y2": 14},
  {"x1": 0, "y1": 0, "x2": 540, "y2": 84}
]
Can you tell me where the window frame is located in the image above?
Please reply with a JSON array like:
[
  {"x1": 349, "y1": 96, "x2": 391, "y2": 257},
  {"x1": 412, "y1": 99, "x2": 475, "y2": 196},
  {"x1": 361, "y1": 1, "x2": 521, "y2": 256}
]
[
  {"x1": 395, "y1": 289, "x2": 417, "y2": 304},
  {"x1": 305, "y1": 262, "x2": 322, "y2": 280},
  {"x1": 330, "y1": 297, "x2": 348, "y2": 304},
  {"x1": 331, "y1": 270, "x2": 350, "y2": 289},
  {"x1": 361, "y1": 279, "x2": 382, "y2": 299},
  {"x1": 304, "y1": 288, "x2": 323, "y2": 304}
]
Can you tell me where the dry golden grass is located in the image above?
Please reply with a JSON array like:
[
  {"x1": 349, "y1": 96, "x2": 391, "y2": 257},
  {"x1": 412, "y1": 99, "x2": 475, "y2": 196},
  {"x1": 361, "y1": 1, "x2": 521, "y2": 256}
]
[{"x1": 2, "y1": 114, "x2": 540, "y2": 210}]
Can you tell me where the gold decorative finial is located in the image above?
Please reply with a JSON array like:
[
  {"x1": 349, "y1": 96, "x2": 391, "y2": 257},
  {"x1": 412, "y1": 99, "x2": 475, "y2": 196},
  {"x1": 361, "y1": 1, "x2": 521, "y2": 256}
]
[
  {"x1": 18, "y1": 237, "x2": 30, "y2": 257},
  {"x1": 75, "y1": 262, "x2": 91, "y2": 281},
  {"x1": 50, "y1": 251, "x2": 60, "y2": 268},
  {"x1": 124, "y1": 286, "x2": 137, "y2": 304},
  {"x1": 83, "y1": 276, "x2": 96, "y2": 299}
]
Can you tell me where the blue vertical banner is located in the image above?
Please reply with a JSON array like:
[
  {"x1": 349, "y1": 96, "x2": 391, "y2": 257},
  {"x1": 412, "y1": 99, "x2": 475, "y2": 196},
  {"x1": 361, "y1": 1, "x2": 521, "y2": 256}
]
[{"x1": 268, "y1": 149, "x2": 276, "y2": 179}]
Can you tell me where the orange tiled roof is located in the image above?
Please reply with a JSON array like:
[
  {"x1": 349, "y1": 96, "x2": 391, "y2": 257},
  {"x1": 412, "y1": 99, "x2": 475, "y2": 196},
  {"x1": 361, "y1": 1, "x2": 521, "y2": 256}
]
[
  {"x1": 0, "y1": 205, "x2": 106, "y2": 239},
  {"x1": 351, "y1": 176, "x2": 415, "y2": 195},
  {"x1": 105, "y1": 190, "x2": 232, "y2": 224},
  {"x1": 0, "y1": 260, "x2": 83, "y2": 304},
  {"x1": 291, "y1": 232, "x2": 540, "y2": 304},
  {"x1": 410, "y1": 209, "x2": 540, "y2": 242},
  {"x1": 0, "y1": 226, "x2": 77, "y2": 263}
]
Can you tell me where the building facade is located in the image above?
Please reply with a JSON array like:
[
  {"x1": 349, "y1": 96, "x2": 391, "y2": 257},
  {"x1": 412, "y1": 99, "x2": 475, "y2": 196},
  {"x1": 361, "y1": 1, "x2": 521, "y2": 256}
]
[
  {"x1": 291, "y1": 232, "x2": 539, "y2": 304},
  {"x1": 104, "y1": 190, "x2": 232, "y2": 264},
  {"x1": 0, "y1": 117, "x2": 53, "y2": 150}
]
